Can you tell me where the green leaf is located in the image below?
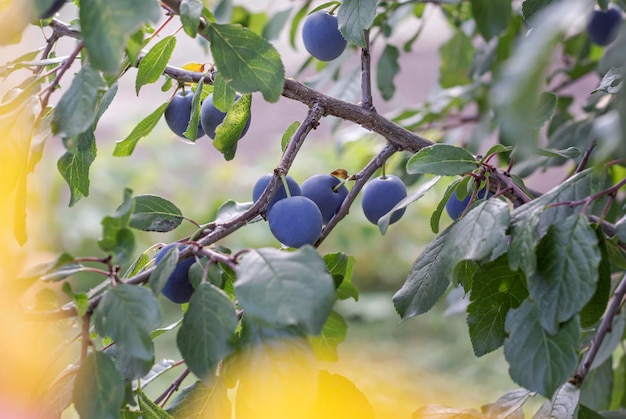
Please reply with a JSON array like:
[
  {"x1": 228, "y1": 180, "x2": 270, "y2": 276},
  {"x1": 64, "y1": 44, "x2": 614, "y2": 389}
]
[
  {"x1": 137, "y1": 389, "x2": 174, "y2": 419},
  {"x1": 113, "y1": 102, "x2": 169, "y2": 157},
  {"x1": 376, "y1": 45, "x2": 400, "y2": 101},
  {"x1": 94, "y1": 284, "x2": 162, "y2": 369},
  {"x1": 98, "y1": 189, "x2": 135, "y2": 263},
  {"x1": 406, "y1": 144, "x2": 478, "y2": 176},
  {"x1": 324, "y1": 252, "x2": 358, "y2": 301},
  {"x1": 177, "y1": 283, "x2": 238, "y2": 382},
  {"x1": 467, "y1": 254, "x2": 528, "y2": 357},
  {"x1": 73, "y1": 352, "x2": 125, "y2": 419},
  {"x1": 534, "y1": 91, "x2": 557, "y2": 129},
  {"x1": 378, "y1": 176, "x2": 441, "y2": 235},
  {"x1": 213, "y1": 93, "x2": 252, "y2": 160},
  {"x1": 21, "y1": 252, "x2": 82, "y2": 283},
  {"x1": 616, "y1": 216, "x2": 626, "y2": 242},
  {"x1": 521, "y1": 0, "x2": 556, "y2": 23},
  {"x1": 439, "y1": 29, "x2": 474, "y2": 88},
  {"x1": 394, "y1": 199, "x2": 511, "y2": 319},
  {"x1": 471, "y1": 0, "x2": 512, "y2": 41},
  {"x1": 184, "y1": 78, "x2": 204, "y2": 142},
  {"x1": 527, "y1": 214, "x2": 601, "y2": 334},
  {"x1": 136, "y1": 36, "x2": 176, "y2": 94},
  {"x1": 480, "y1": 389, "x2": 534, "y2": 418},
  {"x1": 308, "y1": 310, "x2": 348, "y2": 362},
  {"x1": 430, "y1": 180, "x2": 461, "y2": 234},
  {"x1": 504, "y1": 300, "x2": 580, "y2": 397},
  {"x1": 533, "y1": 383, "x2": 579, "y2": 417},
  {"x1": 180, "y1": 0, "x2": 203, "y2": 38},
  {"x1": 166, "y1": 379, "x2": 231, "y2": 418},
  {"x1": 235, "y1": 246, "x2": 336, "y2": 335},
  {"x1": 134, "y1": 359, "x2": 177, "y2": 390},
  {"x1": 580, "y1": 231, "x2": 611, "y2": 328},
  {"x1": 536, "y1": 146, "x2": 581, "y2": 159},
  {"x1": 580, "y1": 358, "x2": 613, "y2": 411},
  {"x1": 592, "y1": 67, "x2": 623, "y2": 94},
  {"x1": 577, "y1": 405, "x2": 606, "y2": 419},
  {"x1": 38, "y1": 367, "x2": 77, "y2": 419},
  {"x1": 263, "y1": 7, "x2": 292, "y2": 41},
  {"x1": 492, "y1": 0, "x2": 588, "y2": 159},
  {"x1": 212, "y1": 72, "x2": 236, "y2": 112},
  {"x1": 52, "y1": 64, "x2": 105, "y2": 137},
  {"x1": 337, "y1": 0, "x2": 377, "y2": 47},
  {"x1": 149, "y1": 245, "x2": 179, "y2": 295},
  {"x1": 123, "y1": 253, "x2": 150, "y2": 278},
  {"x1": 206, "y1": 23, "x2": 285, "y2": 102},
  {"x1": 281, "y1": 121, "x2": 300, "y2": 152},
  {"x1": 213, "y1": 200, "x2": 254, "y2": 224},
  {"x1": 80, "y1": 0, "x2": 161, "y2": 74},
  {"x1": 58, "y1": 130, "x2": 97, "y2": 206},
  {"x1": 509, "y1": 169, "x2": 598, "y2": 276},
  {"x1": 130, "y1": 194, "x2": 183, "y2": 232}
]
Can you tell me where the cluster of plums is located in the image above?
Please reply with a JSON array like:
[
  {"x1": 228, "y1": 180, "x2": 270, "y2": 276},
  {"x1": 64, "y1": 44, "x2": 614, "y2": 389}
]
[
  {"x1": 587, "y1": 5, "x2": 623, "y2": 46},
  {"x1": 164, "y1": 91, "x2": 251, "y2": 141},
  {"x1": 252, "y1": 173, "x2": 408, "y2": 248}
]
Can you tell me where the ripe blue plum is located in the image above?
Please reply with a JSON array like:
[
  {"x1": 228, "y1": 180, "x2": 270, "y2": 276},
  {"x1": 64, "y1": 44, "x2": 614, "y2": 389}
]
[
  {"x1": 154, "y1": 244, "x2": 195, "y2": 304},
  {"x1": 200, "y1": 93, "x2": 251, "y2": 139},
  {"x1": 164, "y1": 90, "x2": 205, "y2": 140},
  {"x1": 361, "y1": 175, "x2": 407, "y2": 225},
  {"x1": 302, "y1": 11, "x2": 347, "y2": 61},
  {"x1": 252, "y1": 174, "x2": 302, "y2": 211},
  {"x1": 268, "y1": 196, "x2": 323, "y2": 248},
  {"x1": 587, "y1": 7, "x2": 622, "y2": 46},
  {"x1": 301, "y1": 174, "x2": 348, "y2": 224},
  {"x1": 445, "y1": 187, "x2": 493, "y2": 220}
]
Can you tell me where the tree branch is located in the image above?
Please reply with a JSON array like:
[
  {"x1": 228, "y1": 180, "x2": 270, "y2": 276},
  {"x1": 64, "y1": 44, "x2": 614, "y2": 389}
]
[{"x1": 360, "y1": 29, "x2": 374, "y2": 111}]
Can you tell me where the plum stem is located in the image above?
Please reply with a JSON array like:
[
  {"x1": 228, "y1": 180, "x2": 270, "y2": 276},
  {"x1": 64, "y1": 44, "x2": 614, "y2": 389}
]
[{"x1": 280, "y1": 174, "x2": 292, "y2": 198}]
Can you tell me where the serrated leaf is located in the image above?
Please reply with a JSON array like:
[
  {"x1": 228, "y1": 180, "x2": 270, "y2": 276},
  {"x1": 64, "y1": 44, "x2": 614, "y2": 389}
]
[
  {"x1": 123, "y1": 253, "x2": 150, "y2": 279},
  {"x1": 73, "y1": 352, "x2": 124, "y2": 419},
  {"x1": 213, "y1": 93, "x2": 251, "y2": 160},
  {"x1": 395, "y1": 199, "x2": 511, "y2": 319},
  {"x1": 337, "y1": 0, "x2": 376, "y2": 47},
  {"x1": 177, "y1": 283, "x2": 238, "y2": 382},
  {"x1": 308, "y1": 310, "x2": 348, "y2": 362},
  {"x1": 376, "y1": 44, "x2": 400, "y2": 101},
  {"x1": 130, "y1": 194, "x2": 183, "y2": 232},
  {"x1": 113, "y1": 102, "x2": 169, "y2": 157},
  {"x1": 206, "y1": 23, "x2": 285, "y2": 102},
  {"x1": 532, "y1": 383, "x2": 579, "y2": 418},
  {"x1": 57, "y1": 130, "x2": 96, "y2": 206},
  {"x1": 590, "y1": 313, "x2": 626, "y2": 370},
  {"x1": 235, "y1": 246, "x2": 336, "y2": 335},
  {"x1": 212, "y1": 72, "x2": 236, "y2": 112},
  {"x1": 324, "y1": 252, "x2": 358, "y2": 301},
  {"x1": 184, "y1": 78, "x2": 204, "y2": 142},
  {"x1": 136, "y1": 36, "x2": 176, "y2": 95},
  {"x1": 406, "y1": 144, "x2": 478, "y2": 176},
  {"x1": 378, "y1": 175, "x2": 441, "y2": 234},
  {"x1": 467, "y1": 254, "x2": 528, "y2": 357},
  {"x1": 504, "y1": 300, "x2": 580, "y2": 397},
  {"x1": 80, "y1": 0, "x2": 161, "y2": 73},
  {"x1": 180, "y1": 0, "x2": 203, "y2": 38},
  {"x1": 52, "y1": 64, "x2": 105, "y2": 137},
  {"x1": 481, "y1": 389, "x2": 534, "y2": 419},
  {"x1": 509, "y1": 169, "x2": 597, "y2": 276},
  {"x1": 138, "y1": 389, "x2": 174, "y2": 419},
  {"x1": 580, "y1": 231, "x2": 611, "y2": 328},
  {"x1": 166, "y1": 379, "x2": 231, "y2": 418},
  {"x1": 94, "y1": 284, "x2": 162, "y2": 368},
  {"x1": 580, "y1": 358, "x2": 613, "y2": 411},
  {"x1": 527, "y1": 214, "x2": 601, "y2": 334},
  {"x1": 471, "y1": 0, "x2": 511, "y2": 41}
]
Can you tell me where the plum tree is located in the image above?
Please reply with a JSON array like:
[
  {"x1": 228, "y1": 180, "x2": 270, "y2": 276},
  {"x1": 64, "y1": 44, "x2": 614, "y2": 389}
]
[
  {"x1": 587, "y1": 6, "x2": 622, "y2": 45},
  {"x1": 300, "y1": 174, "x2": 348, "y2": 224},
  {"x1": 267, "y1": 196, "x2": 323, "y2": 247},
  {"x1": 154, "y1": 244, "x2": 196, "y2": 304},
  {"x1": 445, "y1": 187, "x2": 493, "y2": 220},
  {"x1": 200, "y1": 93, "x2": 251, "y2": 139},
  {"x1": 302, "y1": 11, "x2": 347, "y2": 61},
  {"x1": 360, "y1": 175, "x2": 407, "y2": 225},
  {"x1": 164, "y1": 90, "x2": 205, "y2": 139},
  {"x1": 252, "y1": 173, "x2": 301, "y2": 211}
]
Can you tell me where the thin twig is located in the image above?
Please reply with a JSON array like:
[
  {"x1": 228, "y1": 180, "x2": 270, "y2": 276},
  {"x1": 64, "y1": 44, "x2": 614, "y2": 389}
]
[
  {"x1": 360, "y1": 29, "x2": 374, "y2": 111},
  {"x1": 154, "y1": 368, "x2": 191, "y2": 406},
  {"x1": 573, "y1": 272, "x2": 626, "y2": 386},
  {"x1": 38, "y1": 39, "x2": 83, "y2": 113},
  {"x1": 574, "y1": 138, "x2": 597, "y2": 174}
]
